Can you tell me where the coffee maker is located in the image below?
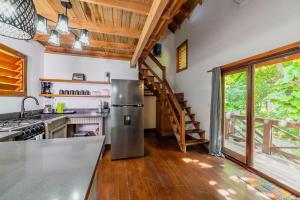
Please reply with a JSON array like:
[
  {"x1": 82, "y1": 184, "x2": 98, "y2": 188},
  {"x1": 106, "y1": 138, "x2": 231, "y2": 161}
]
[{"x1": 41, "y1": 82, "x2": 52, "y2": 94}]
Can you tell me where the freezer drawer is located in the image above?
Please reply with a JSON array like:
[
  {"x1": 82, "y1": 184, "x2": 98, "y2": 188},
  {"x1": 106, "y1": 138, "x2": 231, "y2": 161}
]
[{"x1": 111, "y1": 106, "x2": 144, "y2": 160}]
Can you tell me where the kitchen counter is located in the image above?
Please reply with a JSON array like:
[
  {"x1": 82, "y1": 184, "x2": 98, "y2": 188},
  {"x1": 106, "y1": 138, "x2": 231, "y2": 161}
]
[
  {"x1": 43, "y1": 109, "x2": 109, "y2": 118},
  {"x1": 0, "y1": 131, "x2": 22, "y2": 142},
  {"x1": 41, "y1": 109, "x2": 109, "y2": 121},
  {"x1": 0, "y1": 136, "x2": 105, "y2": 200}
]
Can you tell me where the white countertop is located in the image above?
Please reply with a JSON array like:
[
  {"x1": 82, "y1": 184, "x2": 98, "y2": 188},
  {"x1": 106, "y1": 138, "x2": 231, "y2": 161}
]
[
  {"x1": 0, "y1": 131, "x2": 22, "y2": 142},
  {"x1": 0, "y1": 136, "x2": 105, "y2": 200}
]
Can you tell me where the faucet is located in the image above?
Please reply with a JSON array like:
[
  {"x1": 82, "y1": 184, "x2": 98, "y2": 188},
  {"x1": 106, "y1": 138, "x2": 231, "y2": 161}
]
[{"x1": 20, "y1": 96, "x2": 39, "y2": 118}]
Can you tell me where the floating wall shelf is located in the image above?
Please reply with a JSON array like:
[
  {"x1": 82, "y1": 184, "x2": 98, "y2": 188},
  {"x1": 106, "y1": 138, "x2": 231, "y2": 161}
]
[
  {"x1": 39, "y1": 78, "x2": 111, "y2": 84},
  {"x1": 39, "y1": 94, "x2": 111, "y2": 98}
]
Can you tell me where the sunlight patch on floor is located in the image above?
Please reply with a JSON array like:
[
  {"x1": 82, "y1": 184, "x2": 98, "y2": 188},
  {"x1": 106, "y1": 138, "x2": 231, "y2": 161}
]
[
  {"x1": 181, "y1": 158, "x2": 199, "y2": 163},
  {"x1": 198, "y1": 162, "x2": 213, "y2": 168},
  {"x1": 181, "y1": 158, "x2": 213, "y2": 168},
  {"x1": 217, "y1": 188, "x2": 237, "y2": 200},
  {"x1": 229, "y1": 176, "x2": 240, "y2": 183},
  {"x1": 209, "y1": 180, "x2": 217, "y2": 186}
]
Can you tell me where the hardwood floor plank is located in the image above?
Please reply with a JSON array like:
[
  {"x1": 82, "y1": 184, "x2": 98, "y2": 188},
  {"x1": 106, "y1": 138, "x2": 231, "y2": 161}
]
[{"x1": 96, "y1": 133, "x2": 278, "y2": 199}]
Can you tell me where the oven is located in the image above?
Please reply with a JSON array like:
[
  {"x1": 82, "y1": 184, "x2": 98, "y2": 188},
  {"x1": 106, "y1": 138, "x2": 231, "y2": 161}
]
[{"x1": 14, "y1": 123, "x2": 46, "y2": 141}]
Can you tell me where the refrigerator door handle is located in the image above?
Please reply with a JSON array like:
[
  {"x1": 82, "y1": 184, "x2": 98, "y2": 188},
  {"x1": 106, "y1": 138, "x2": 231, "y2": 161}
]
[{"x1": 112, "y1": 104, "x2": 144, "y2": 107}]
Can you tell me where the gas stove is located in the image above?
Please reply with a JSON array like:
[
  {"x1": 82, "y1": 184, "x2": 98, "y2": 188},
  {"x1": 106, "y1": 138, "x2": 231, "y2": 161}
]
[{"x1": 0, "y1": 119, "x2": 45, "y2": 140}]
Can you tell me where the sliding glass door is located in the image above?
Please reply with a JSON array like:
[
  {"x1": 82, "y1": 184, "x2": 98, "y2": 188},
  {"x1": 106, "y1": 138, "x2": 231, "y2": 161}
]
[
  {"x1": 252, "y1": 54, "x2": 300, "y2": 192},
  {"x1": 222, "y1": 51, "x2": 300, "y2": 194},
  {"x1": 223, "y1": 69, "x2": 248, "y2": 163}
]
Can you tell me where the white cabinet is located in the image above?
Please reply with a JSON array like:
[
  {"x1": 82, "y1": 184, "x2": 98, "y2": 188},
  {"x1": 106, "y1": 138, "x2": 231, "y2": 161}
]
[{"x1": 45, "y1": 117, "x2": 68, "y2": 139}]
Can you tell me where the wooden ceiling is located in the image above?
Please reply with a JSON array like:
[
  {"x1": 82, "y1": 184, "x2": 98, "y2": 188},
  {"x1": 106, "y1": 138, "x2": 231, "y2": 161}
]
[{"x1": 33, "y1": 0, "x2": 202, "y2": 64}]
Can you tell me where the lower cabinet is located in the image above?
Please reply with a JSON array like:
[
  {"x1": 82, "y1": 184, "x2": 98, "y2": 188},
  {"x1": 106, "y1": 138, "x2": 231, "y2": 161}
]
[{"x1": 45, "y1": 117, "x2": 68, "y2": 139}]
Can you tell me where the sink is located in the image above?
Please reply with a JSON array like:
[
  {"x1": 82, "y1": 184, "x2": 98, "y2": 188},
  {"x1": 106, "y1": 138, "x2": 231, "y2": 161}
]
[{"x1": 22, "y1": 114, "x2": 55, "y2": 121}]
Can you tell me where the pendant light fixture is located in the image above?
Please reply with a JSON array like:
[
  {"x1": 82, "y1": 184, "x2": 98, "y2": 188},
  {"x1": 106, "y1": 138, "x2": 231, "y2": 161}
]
[
  {"x1": 48, "y1": 30, "x2": 60, "y2": 46},
  {"x1": 36, "y1": 15, "x2": 48, "y2": 35},
  {"x1": 56, "y1": 1, "x2": 72, "y2": 35},
  {"x1": 79, "y1": 29, "x2": 89, "y2": 46},
  {"x1": 0, "y1": 0, "x2": 36, "y2": 40},
  {"x1": 73, "y1": 36, "x2": 82, "y2": 51}
]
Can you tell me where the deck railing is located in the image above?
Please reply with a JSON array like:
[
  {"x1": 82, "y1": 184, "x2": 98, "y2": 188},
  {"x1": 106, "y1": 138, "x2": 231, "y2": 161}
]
[{"x1": 224, "y1": 113, "x2": 300, "y2": 161}]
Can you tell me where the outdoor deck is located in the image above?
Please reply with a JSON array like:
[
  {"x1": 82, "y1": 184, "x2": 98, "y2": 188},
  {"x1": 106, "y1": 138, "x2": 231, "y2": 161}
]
[{"x1": 225, "y1": 140, "x2": 300, "y2": 193}]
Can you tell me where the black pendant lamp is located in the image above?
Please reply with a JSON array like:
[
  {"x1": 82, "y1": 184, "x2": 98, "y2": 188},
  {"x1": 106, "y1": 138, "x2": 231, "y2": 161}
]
[
  {"x1": 56, "y1": 1, "x2": 72, "y2": 35},
  {"x1": 48, "y1": 30, "x2": 60, "y2": 46},
  {"x1": 36, "y1": 14, "x2": 48, "y2": 35},
  {"x1": 0, "y1": 0, "x2": 36, "y2": 40},
  {"x1": 73, "y1": 36, "x2": 82, "y2": 51},
  {"x1": 79, "y1": 29, "x2": 89, "y2": 46}
]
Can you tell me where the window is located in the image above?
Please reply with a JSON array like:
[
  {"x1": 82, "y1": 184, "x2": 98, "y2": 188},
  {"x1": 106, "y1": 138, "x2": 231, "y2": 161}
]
[
  {"x1": 177, "y1": 40, "x2": 188, "y2": 72},
  {"x1": 221, "y1": 43, "x2": 300, "y2": 195},
  {"x1": 0, "y1": 43, "x2": 27, "y2": 96}
]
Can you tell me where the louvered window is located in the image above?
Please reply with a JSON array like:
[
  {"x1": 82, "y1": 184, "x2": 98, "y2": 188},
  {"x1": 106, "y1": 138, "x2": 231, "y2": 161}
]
[
  {"x1": 0, "y1": 43, "x2": 27, "y2": 96},
  {"x1": 177, "y1": 40, "x2": 188, "y2": 73}
]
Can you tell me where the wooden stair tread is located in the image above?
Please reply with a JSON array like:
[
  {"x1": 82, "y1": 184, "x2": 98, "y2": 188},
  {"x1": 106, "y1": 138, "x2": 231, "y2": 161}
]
[
  {"x1": 185, "y1": 121, "x2": 200, "y2": 125},
  {"x1": 188, "y1": 113, "x2": 195, "y2": 117},
  {"x1": 185, "y1": 139, "x2": 209, "y2": 146},
  {"x1": 185, "y1": 129, "x2": 205, "y2": 134}
]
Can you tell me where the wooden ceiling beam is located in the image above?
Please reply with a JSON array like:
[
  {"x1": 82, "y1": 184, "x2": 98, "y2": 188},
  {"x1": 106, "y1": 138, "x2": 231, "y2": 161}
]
[
  {"x1": 79, "y1": 0, "x2": 151, "y2": 15},
  {"x1": 131, "y1": 0, "x2": 169, "y2": 67},
  {"x1": 34, "y1": 35, "x2": 136, "y2": 52},
  {"x1": 35, "y1": 12, "x2": 141, "y2": 39},
  {"x1": 45, "y1": 46, "x2": 132, "y2": 61},
  {"x1": 140, "y1": 0, "x2": 187, "y2": 62},
  {"x1": 180, "y1": 8, "x2": 190, "y2": 19}
]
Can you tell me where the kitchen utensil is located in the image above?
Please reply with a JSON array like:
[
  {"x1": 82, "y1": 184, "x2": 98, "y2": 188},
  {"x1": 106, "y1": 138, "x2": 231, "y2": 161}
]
[
  {"x1": 64, "y1": 90, "x2": 69, "y2": 95},
  {"x1": 75, "y1": 90, "x2": 80, "y2": 95},
  {"x1": 56, "y1": 102, "x2": 65, "y2": 113},
  {"x1": 41, "y1": 82, "x2": 52, "y2": 94},
  {"x1": 70, "y1": 90, "x2": 75, "y2": 95},
  {"x1": 43, "y1": 105, "x2": 53, "y2": 114}
]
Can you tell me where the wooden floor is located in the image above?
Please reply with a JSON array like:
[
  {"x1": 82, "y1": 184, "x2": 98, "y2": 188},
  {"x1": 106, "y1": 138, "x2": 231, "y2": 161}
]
[
  {"x1": 225, "y1": 139, "x2": 300, "y2": 193},
  {"x1": 96, "y1": 133, "x2": 279, "y2": 200}
]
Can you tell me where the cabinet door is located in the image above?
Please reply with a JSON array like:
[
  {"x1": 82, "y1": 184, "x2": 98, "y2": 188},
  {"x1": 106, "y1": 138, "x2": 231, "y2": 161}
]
[
  {"x1": 52, "y1": 125, "x2": 67, "y2": 138},
  {"x1": 46, "y1": 117, "x2": 68, "y2": 139}
]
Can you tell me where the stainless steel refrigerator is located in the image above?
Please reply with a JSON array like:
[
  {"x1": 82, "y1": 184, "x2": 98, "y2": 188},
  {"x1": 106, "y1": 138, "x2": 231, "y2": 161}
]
[{"x1": 111, "y1": 79, "x2": 144, "y2": 160}]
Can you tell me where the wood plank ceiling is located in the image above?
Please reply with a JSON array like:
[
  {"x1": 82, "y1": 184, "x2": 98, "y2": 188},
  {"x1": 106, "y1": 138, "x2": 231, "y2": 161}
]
[{"x1": 33, "y1": 0, "x2": 202, "y2": 63}]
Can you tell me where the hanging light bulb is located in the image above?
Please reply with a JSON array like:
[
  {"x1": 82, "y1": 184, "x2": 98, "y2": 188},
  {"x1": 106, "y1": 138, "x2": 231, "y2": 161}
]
[
  {"x1": 56, "y1": 14, "x2": 69, "y2": 35},
  {"x1": 36, "y1": 15, "x2": 48, "y2": 35},
  {"x1": 73, "y1": 36, "x2": 82, "y2": 51},
  {"x1": 48, "y1": 30, "x2": 60, "y2": 46},
  {"x1": 79, "y1": 29, "x2": 89, "y2": 46}
]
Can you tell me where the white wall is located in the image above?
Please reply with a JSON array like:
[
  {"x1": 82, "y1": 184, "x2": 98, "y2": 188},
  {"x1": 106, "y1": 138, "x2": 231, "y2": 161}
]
[
  {"x1": 0, "y1": 36, "x2": 44, "y2": 114},
  {"x1": 146, "y1": 31, "x2": 176, "y2": 89},
  {"x1": 172, "y1": 0, "x2": 300, "y2": 137},
  {"x1": 44, "y1": 53, "x2": 138, "y2": 109}
]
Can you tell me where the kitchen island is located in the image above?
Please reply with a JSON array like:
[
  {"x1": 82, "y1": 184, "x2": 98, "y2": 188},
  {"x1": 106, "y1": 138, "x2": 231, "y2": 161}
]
[{"x1": 0, "y1": 136, "x2": 105, "y2": 200}]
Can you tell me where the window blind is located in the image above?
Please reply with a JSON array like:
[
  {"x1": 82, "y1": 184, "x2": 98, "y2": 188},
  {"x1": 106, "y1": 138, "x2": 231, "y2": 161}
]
[
  {"x1": 177, "y1": 40, "x2": 188, "y2": 72},
  {"x1": 0, "y1": 44, "x2": 26, "y2": 96}
]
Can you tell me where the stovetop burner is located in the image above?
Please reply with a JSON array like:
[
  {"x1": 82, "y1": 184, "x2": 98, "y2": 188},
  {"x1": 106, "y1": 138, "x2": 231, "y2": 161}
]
[{"x1": 0, "y1": 119, "x2": 42, "y2": 131}]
